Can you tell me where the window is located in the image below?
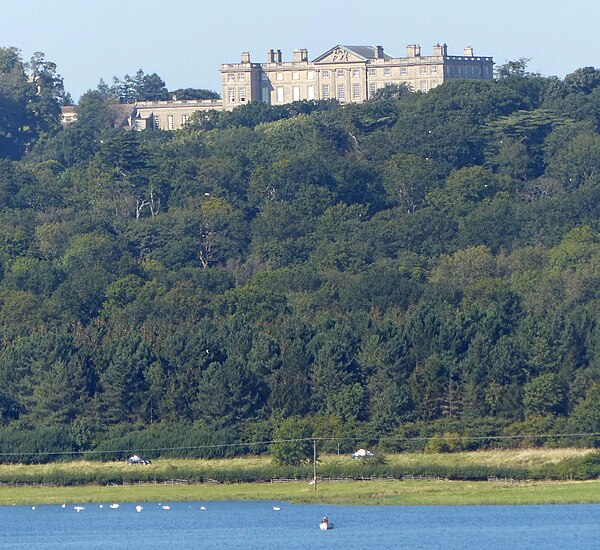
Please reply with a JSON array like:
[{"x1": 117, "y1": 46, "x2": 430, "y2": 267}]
[
  {"x1": 368, "y1": 67, "x2": 376, "y2": 76},
  {"x1": 420, "y1": 81, "x2": 428, "y2": 92},
  {"x1": 238, "y1": 73, "x2": 245, "y2": 81},
  {"x1": 292, "y1": 71, "x2": 300, "y2": 80},
  {"x1": 431, "y1": 66, "x2": 437, "y2": 74},
  {"x1": 337, "y1": 84, "x2": 345, "y2": 99},
  {"x1": 322, "y1": 84, "x2": 330, "y2": 99},
  {"x1": 293, "y1": 86, "x2": 300, "y2": 101},
  {"x1": 276, "y1": 72, "x2": 284, "y2": 81},
  {"x1": 261, "y1": 86, "x2": 270, "y2": 103},
  {"x1": 239, "y1": 87, "x2": 246, "y2": 102},
  {"x1": 400, "y1": 67, "x2": 407, "y2": 75},
  {"x1": 307, "y1": 85, "x2": 315, "y2": 100},
  {"x1": 352, "y1": 69, "x2": 360, "y2": 78},
  {"x1": 227, "y1": 73, "x2": 235, "y2": 82},
  {"x1": 168, "y1": 115, "x2": 174, "y2": 130},
  {"x1": 322, "y1": 70, "x2": 329, "y2": 78},
  {"x1": 369, "y1": 82, "x2": 376, "y2": 96},
  {"x1": 353, "y1": 83, "x2": 361, "y2": 100},
  {"x1": 276, "y1": 86, "x2": 284, "y2": 103},
  {"x1": 384, "y1": 67, "x2": 391, "y2": 77},
  {"x1": 228, "y1": 88, "x2": 236, "y2": 103},
  {"x1": 153, "y1": 116, "x2": 160, "y2": 129},
  {"x1": 307, "y1": 71, "x2": 314, "y2": 80},
  {"x1": 337, "y1": 69, "x2": 345, "y2": 77},
  {"x1": 182, "y1": 114, "x2": 189, "y2": 125},
  {"x1": 420, "y1": 66, "x2": 428, "y2": 75}
]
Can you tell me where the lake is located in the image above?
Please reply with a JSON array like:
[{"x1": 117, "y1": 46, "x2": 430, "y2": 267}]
[{"x1": 1, "y1": 501, "x2": 599, "y2": 549}]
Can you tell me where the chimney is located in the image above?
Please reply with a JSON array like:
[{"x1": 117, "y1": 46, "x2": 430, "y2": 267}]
[
  {"x1": 267, "y1": 49, "x2": 275, "y2": 63},
  {"x1": 406, "y1": 44, "x2": 421, "y2": 57},
  {"x1": 293, "y1": 49, "x2": 309, "y2": 62},
  {"x1": 276, "y1": 49, "x2": 282, "y2": 62},
  {"x1": 241, "y1": 51, "x2": 251, "y2": 63},
  {"x1": 464, "y1": 46, "x2": 474, "y2": 57},
  {"x1": 433, "y1": 43, "x2": 447, "y2": 57},
  {"x1": 375, "y1": 45, "x2": 384, "y2": 59}
]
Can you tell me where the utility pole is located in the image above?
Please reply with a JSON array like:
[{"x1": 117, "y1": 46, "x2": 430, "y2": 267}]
[{"x1": 313, "y1": 439, "x2": 317, "y2": 491}]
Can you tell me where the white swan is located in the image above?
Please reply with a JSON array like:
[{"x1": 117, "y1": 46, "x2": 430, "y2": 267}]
[{"x1": 135, "y1": 505, "x2": 143, "y2": 513}]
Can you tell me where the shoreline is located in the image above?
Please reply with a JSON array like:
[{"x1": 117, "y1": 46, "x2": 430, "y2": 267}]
[{"x1": 2, "y1": 479, "x2": 600, "y2": 507}]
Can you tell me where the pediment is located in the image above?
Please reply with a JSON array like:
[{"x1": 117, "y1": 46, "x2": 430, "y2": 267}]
[{"x1": 313, "y1": 45, "x2": 367, "y2": 64}]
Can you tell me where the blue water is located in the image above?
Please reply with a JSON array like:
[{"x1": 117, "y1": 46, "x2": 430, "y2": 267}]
[{"x1": 1, "y1": 501, "x2": 599, "y2": 549}]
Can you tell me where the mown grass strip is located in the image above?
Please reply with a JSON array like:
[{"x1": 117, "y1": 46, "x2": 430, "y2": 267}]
[{"x1": 2, "y1": 479, "x2": 600, "y2": 507}]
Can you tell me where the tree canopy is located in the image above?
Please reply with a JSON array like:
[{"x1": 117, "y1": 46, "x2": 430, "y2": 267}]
[{"x1": 2, "y1": 49, "x2": 600, "y2": 458}]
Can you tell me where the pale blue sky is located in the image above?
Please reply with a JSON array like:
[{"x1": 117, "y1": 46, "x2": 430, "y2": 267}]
[{"x1": 3, "y1": 0, "x2": 597, "y2": 101}]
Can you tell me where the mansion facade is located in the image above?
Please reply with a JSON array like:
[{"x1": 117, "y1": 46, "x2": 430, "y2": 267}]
[
  {"x1": 221, "y1": 43, "x2": 493, "y2": 109},
  {"x1": 62, "y1": 43, "x2": 494, "y2": 131}
]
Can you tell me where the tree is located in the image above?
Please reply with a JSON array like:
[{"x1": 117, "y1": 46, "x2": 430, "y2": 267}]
[
  {"x1": 170, "y1": 88, "x2": 220, "y2": 100},
  {"x1": 110, "y1": 69, "x2": 169, "y2": 103},
  {"x1": 370, "y1": 83, "x2": 411, "y2": 101},
  {"x1": 495, "y1": 58, "x2": 532, "y2": 79},
  {"x1": 196, "y1": 360, "x2": 264, "y2": 426},
  {"x1": 98, "y1": 335, "x2": 154, "y2": 424},
  {"x1": 523, "y1": 373, "x2": 566, "y2": 418},
  {"x1": 383, "y1": 153, "x2": 443, "y2": 211},
  {"x1": 562, "y1": 67, "x2": 600, "y2": 95},
  {"x1": 270, "y1": 416, "x2": 314, "y2": 465}
]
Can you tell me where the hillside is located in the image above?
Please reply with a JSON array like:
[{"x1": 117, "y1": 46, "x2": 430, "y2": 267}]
[{"x1": 1, "y1": 53, "x2": 600, "y2": 459}]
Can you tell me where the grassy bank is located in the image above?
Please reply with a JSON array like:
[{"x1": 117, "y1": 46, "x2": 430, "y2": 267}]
[
  {"x1": 2, "y1": 479, "x2": 600, "y2": 507},
  {"x1": 0, "y1": 448, "x2": 595, "y2": 485},
  {"x1": 0, "y1": 448, "x2": 599, "y2": 506}
]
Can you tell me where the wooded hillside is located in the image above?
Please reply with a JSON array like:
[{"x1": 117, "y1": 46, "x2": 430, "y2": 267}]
[{"x1": 2, "y1": 51, "x2": 600, "y2": 459}]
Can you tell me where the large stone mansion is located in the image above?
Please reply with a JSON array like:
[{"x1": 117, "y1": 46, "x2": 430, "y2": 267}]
[{"x1": 63, "y1": 43, "x2": 494, "y2": 130}]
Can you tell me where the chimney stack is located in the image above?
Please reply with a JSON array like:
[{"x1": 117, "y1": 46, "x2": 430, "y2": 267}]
[
  {"x1": 433, "y1": 43, "x2": 447, "y2": 57},
  {"x1": 293, "y1": 49, "x2": 309, "y2": 62},
  {"x1": 406, "y1": 44, "x2": 421, "y2": 57},
  {"x1": 464, "y1": 46, "x2": 474, "y2": 57},
  {"x1": 375, "y1": 45, "x2": 384, "y2": 58},
  {"x1": 241, "y1": 51, "x2": 251, "y2": 63}
]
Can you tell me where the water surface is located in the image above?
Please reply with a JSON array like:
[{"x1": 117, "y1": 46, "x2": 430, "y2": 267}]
[{"x1": 1, "y1": 500, "x2": 599, "y2": 549}]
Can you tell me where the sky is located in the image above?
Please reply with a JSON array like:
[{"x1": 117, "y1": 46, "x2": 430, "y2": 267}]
[{"x1": 3, "y1": 0, "x2": 598, "y2": 102}]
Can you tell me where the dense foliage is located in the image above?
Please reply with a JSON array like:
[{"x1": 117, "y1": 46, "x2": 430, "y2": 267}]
[{"x1": 2, "y1": 49, "x2": 600, "y2": 460}]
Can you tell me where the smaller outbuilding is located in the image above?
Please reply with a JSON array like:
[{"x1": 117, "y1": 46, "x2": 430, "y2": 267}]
[
  {"x1": 351, "y1": 448, "x2": 374, "y2": 459},
  {"x1": 127, "y1": 454, "x2": 151, "y2": 465}
]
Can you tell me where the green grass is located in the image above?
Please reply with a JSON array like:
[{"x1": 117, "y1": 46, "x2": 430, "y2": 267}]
[
  {"x1": 0, "y1": 448, "x2": 598, "y2": 506},
  {"x1": 2, "y1": 479, "x2": 600, "y2": 507},
  {"x1": 0, "y1": 448, "x2": 592, "y2": 482}
]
